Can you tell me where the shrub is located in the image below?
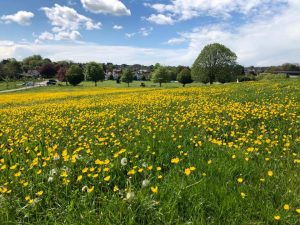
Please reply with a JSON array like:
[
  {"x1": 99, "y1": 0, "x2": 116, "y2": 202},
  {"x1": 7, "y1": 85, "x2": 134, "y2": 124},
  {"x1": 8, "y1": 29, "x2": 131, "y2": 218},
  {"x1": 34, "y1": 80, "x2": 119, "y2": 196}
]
[{"x1": 66, "y1": 65, "x2": 84, "y2": 86}]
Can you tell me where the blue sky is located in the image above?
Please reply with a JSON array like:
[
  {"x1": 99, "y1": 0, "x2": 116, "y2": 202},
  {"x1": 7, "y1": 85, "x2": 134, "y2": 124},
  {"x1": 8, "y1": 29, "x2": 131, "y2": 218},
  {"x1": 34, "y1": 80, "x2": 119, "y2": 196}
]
[{"x1": 0, "y1": 0, "x2": 299, "y2": 66}]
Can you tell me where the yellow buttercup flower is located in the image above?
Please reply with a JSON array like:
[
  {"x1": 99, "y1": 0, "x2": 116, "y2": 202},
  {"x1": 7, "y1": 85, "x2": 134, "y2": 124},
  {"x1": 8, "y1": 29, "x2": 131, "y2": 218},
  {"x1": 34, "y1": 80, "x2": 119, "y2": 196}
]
[
  {"x1": 184, "y1": 168, "x2": 191, "y2": 176},
  {"x1": 104, "y1": 176, "x2": 111, "y2": 181},
  {"x1": 237, "y1": 178, "x2": 243, "y2": 183},
  {"x1": 268, "y1": 170, "x2": 273, "y2": 177},
  {"x1": 274, "y1": 215, "x2": 280, "y2": 221},
  {"x1": 171, "y1": 158, "x2": 180, "y2": 164},
  {"x1": 151, "y1": 186, "x2": 158, "y2": 194}
]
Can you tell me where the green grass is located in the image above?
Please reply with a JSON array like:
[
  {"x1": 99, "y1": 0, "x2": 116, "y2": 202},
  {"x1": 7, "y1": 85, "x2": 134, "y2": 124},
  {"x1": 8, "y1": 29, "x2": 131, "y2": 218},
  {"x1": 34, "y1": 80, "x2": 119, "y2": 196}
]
[
  {"x1": 0, "y1": 79, "x2": 299, "y2": 225},
  {"x1": 0, "y1": 81, "x2": 22, "y2": 91}
]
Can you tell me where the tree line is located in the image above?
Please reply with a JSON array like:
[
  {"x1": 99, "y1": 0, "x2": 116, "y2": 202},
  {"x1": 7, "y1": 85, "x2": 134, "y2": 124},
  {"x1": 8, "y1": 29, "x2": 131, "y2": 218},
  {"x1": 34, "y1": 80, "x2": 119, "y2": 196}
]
[{"x1": 1, "y1": 43, "x2": 296, "y2": 88}]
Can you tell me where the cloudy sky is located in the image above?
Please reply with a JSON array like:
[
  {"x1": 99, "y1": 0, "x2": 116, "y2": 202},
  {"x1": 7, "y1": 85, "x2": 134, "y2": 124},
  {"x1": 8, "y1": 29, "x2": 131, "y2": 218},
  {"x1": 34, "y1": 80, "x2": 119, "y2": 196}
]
[{"x1": 0, "y1": 0, "x2": 299, "y2": 66}]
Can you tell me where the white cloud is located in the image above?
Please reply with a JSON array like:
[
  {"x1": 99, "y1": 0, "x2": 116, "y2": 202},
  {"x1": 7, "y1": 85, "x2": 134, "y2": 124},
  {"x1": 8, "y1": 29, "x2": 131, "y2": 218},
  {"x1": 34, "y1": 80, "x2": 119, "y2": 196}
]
[
  {"x1": 81, "y1": 0, "x2": 131, "y2": 16},
  {"x1": 0, "y1": 11, "x2": 34, "y2": 26},
  {"x1": 113, "y1": 25, "x2": 123, "y2": 30},
  {"x1": 165, "y1": 37, "x2": 186, "y2": 45},
  {"x1": 125, "y1": 27, "x2": 153, "y2": 38},
  {"x1": 41, "y1": 4, "x2": 101, "y2": 31},
  {"x1": 139, "y1": 27, "x2": 153, "y2": 37},
  {"x1": 38, "y1": 4, "x2": 101, "y2": 42},
  {"x1": 125, "y1": 33, "x2": 136, "y2": 38},
  {"x1": 145, "y1": 0, "x2": 288, "y2": 24},
  {"x1": 146, "y1": 14, "x2": 174, "y2": 25},
  {"x1": 38, "y1": 32, "x2": 54, "y2": 41}
]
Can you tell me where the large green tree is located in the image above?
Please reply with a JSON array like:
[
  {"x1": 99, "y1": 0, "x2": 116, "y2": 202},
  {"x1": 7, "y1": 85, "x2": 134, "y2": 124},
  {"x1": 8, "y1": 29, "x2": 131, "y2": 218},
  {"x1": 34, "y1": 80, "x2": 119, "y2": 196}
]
[
  {"x1": 22, "y1": 55, "x2": 45, "y2": 72},
  {"x1": 177, "y1": 68, "x2": 193, "y2": 87},
  {"x1": 121, "y1": 69, "x2": 134, "y2": 87},
  {"x1": 0, "y1": 59, "x2": 22, "y2": 89},
  {"x1": 151, "y1": 65, "x2": 169, "y2": 87},
  {"x1": 84, "y1": 62, "x2": 105, "y2": 86},
  {"x1": 191, "y1": 43, "x2": 237, "y2": 84},
  {"x1": 66, "y1": 65, "x2": 84, "y2": 86}
]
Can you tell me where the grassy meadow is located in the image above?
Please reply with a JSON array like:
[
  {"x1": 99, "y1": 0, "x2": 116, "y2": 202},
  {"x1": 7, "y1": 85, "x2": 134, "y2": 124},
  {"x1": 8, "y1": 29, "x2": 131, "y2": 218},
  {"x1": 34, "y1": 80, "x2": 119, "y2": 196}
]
[{"x1": 0, "y1": 80, "x2": 299, "y2": 224}]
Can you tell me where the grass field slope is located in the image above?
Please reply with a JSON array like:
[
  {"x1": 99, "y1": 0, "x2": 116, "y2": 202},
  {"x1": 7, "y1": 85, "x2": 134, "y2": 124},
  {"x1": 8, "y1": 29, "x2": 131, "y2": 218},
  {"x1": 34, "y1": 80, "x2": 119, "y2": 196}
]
[{"x1": 0, "y1": 80, "x2": 299, "y2": 225}]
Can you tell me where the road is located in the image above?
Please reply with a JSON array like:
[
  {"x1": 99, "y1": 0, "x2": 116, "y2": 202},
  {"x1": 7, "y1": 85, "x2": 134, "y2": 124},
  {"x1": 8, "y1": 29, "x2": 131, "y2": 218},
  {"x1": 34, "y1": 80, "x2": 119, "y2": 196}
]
[{"x1": 0, "y1": 81, "x2": 48, "y2": 94}]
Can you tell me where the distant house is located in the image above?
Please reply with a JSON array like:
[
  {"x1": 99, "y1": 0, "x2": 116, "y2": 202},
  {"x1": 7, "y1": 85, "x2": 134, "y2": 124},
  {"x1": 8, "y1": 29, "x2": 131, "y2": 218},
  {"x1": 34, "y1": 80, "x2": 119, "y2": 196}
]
[
  {"x1": 137, "y1": 69, "x2": 151, "y2": 80},
  {"x1": 112, "y1": 69, "x2": 122, "y2": 79},
  {"x1": 20, "y1": 70, "x2": 40, "y2": 79}
]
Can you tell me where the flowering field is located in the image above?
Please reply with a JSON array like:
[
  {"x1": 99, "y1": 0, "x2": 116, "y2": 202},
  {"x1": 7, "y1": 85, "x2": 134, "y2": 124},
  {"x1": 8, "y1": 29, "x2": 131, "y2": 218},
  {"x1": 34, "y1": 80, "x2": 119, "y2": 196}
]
[{"x1": 0, "y1": 81, "x2": 299, "y2": 224}]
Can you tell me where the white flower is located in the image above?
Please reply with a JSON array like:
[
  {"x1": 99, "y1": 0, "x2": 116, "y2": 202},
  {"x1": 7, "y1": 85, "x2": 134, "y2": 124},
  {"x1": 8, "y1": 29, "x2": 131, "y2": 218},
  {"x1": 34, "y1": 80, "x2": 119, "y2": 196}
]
[
  {"x1": 121, "y1": 158, "x2": 128, "y2": 166},
  {"x1": 142, "y1": 179, "x2": 150, "y2": 188},
  {"x1": 82, "y1": 186, "x2": 88, "y2": 192},
  {"x1": 50, "y1": 168, "x2": 57, "y2": 176},
  {"x1": 142, "y1": 162, "x2": 148, "y2": 168},
  {"x1": 126, "y1": 191, "x2": 135, "y2": 201},
  {"x1": 53, "y1": 155, "x2": 60, "y2": 161},
  {"x1": 48, "y1": 176, "x2": 54, "y2": 182}
]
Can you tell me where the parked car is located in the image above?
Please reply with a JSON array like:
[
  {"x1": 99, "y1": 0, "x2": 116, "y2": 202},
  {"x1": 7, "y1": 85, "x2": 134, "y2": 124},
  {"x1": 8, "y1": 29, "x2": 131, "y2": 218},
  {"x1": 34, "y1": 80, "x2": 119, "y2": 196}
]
[
  {"x1": 47, "y1": 79, "x2": 57, "y2": 86},
  {"x1": 21, "y1": 82, "x2": 34, "y2": 87}
]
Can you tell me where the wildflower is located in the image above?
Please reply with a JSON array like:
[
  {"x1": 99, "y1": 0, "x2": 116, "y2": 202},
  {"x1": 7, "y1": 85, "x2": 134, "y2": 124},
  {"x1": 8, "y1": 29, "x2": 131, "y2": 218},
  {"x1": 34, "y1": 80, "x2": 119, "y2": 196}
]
[
  {"x1": 268, "y1": 170, "x2": 273, "y2": 177},
  {"x1": 171, "y1": 158, "x2": 180, "y2": 164},
  {"x1": 156, "y1": 167, "x2": 162, "y2": 171},
  {"x1": 113, "y1": 186, "x2": 119, "y2": 192},
  {"x1": 157, "y1": 175, "x2": 163, "y2": 179},
  {"x1": 104, "y1": 176, "x2": 111, "y2": 181},
  {"x1": 121, "y1": 158, "x2": 128, "y2": 166},
  {"x1": 62, "y1": 178, "x2": 70, "y2": 185},
  {"x1": 190, "y1": 166, "x2": 196, "y2": 171},
  {"x1": 184, "y1": 168, "x2": 191, "y2": 176},
  {"x1": 126, "y1": 192, "x2": 135, "y2": 201},
  {"x1": 60, "y1": 171, "x2": 68, "y2": 177},
  {"x1": 50, "y1": 168, "x2": 57, "y2": 176},
  {"x1": 36, "y1": 191, "x2": 43, "y2": 196},
  {"x1": 283, "y1": 204, "x2": 289, "y2": 211},
  {"x1": 127, "y1": 169, "x2": 135, "y2": 176},
  {"x1": 151, "y1": 186, "x2": 158, "y2": 194},
  {"x1": 87, "y1": 186, "x2": 94, "y2": 193},
  {"x1": 14, "y1": 171, "x2": 21, "y2": 177},
  {"x1": 240, "y1": 192, "x2": 246, "y2": 198},
  {"x1": 208, "y1": 160, "x2": 212, "y2": 165},
  {"x1": 48, "y1": 176, "x2": 54, "y2": 182},
  {"x1": 237, "y1": 178, "x2": 244, "y2": 183},
  {"x1": 296, "y1": 208, "x2": 300, "y2": 214},
  {"x1": 274, "y1": 215, "x2": 280, "y2": 221},
  {"x1": 77, "y1": 175, "x2": 83, "y2": 182},
  {"x1": 10, "y1": 164, "x2": 17, "y2": 170},
  {"x1": 142, "y1": 179, "x2": 150, "y2": 188},
  {"x1": 82, "y1": 168, "x2": 88, "y2": 173},
  {"x1": 82, "y1": 186, "x2": 88, "y2": 192}
]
